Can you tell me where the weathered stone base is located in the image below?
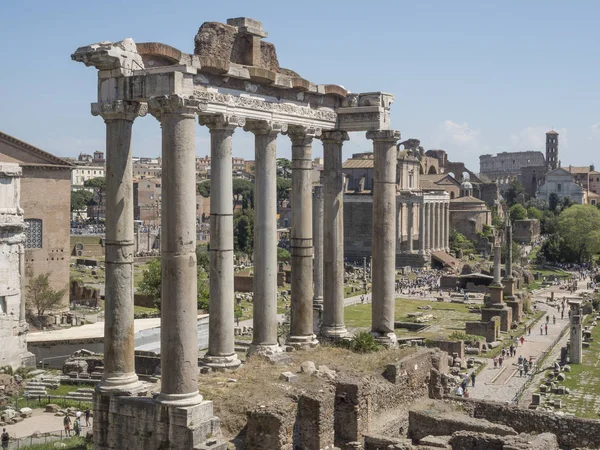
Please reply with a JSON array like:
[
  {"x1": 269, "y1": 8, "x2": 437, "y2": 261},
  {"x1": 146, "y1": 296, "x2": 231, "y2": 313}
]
[
  {"x1": 247, "y1": 343, "x2": 283, "y2": 357},
  {"x1": 395, "y1": 252, "x2": 429, "y2": 268},
  {"x1": 503, "y1": 277, "x2": 515, "y2": 297},
  {"x1": 488, "y1": 283, "x2": 504, "y2": 304},
  {"x1": 320, "y1": 325, "x2": 348, "y2": 339},
  {"x1": 481, "y1": 305, "x2": 512, "y2": 332},
  {"x1": 287, "y1": 334, "x2": 319, "y2": 349},
  {"x1": 200, "y1": 353, "x2": 241, "y2": 371},
  {"x1": 93, "y1": 392, "x2": 226, "y2": 450},
  {"x1": 466, "y1": 317, "x2": 499, "y2": 342},
  {"x1": 505, "y1": 298, "x2": 523, "y2": 323},
  {"x1": 371, "y1": 331, "x2": 398, "y2": 347}
]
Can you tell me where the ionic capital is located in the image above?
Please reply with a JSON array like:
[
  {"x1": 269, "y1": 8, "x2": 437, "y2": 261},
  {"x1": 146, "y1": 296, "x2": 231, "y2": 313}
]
[
  {"x1": 366, "y1": 130, "x2": 401, "y2": 142},
  {"x1": 91, "y1": 101, "x2": 148, "y2": 122},
  {"x1": 244, "y1": 120, "x2": 288, "y2": 136},
  {"x1": 286, "y1": 125, "x2": 322, "y2": 147},
  {"x1": 198, "y1": 114, "x2": 246, "y2": 131},
  {"x1": 148, "y1": 95, "x2": 208, "y2": 121},
  {"x1": 320, "y1": 130, "x2": 349, "y2": 144}
]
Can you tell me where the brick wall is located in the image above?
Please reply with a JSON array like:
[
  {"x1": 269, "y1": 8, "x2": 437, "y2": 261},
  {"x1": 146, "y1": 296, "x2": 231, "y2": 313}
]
[
  {"x1": 344, "y1": 197, "x2": 373, "y2": 260},
  {"x1": 21, "y1": 168, "x2": 71, "y2": 308}
]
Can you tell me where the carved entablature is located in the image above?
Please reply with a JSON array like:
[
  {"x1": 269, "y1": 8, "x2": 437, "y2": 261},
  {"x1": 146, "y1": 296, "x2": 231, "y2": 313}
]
[
  {"x1": 193, "y1": 88, "x2": 337, "y2": 130},
  {"x1": 336, "y1": 92, "x2": 394, "y2": 132}
]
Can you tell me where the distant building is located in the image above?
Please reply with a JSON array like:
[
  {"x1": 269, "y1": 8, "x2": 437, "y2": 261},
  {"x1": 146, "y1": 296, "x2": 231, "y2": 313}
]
[
  {"x1": 537, "y1": 167, "x2": 586, "y2": 204},
  {"x1": 449, "y1": 181, "x2": 492, "y2": 242},
  {"x1": 133, "y1": 179, "x2": 161, "y2": 224},
  {"x1": 132, "y1": 159, "x2": 161, "y2": 179},
  {"x1": 0, "y1": 131, "x2": 72, "y2": 309}
]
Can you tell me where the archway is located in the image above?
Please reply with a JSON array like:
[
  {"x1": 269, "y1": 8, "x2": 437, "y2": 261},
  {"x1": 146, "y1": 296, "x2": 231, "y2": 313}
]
[{"x1": 428, "y1": 165, "x2": 438, "y2": 175}]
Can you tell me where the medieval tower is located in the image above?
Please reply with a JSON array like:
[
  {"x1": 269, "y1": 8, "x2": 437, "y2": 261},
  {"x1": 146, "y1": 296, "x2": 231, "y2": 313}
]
[{"x1": 546, "y1": 130, "x2": 559, "y2": 170}]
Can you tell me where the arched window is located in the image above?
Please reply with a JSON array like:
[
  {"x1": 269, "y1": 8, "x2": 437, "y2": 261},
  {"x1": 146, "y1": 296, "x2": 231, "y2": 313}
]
[{"x1": 25, "y1": 219, "x2": 43, "y2": 248}]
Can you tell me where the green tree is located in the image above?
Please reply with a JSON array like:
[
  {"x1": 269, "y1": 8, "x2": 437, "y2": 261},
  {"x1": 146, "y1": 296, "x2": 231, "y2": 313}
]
[
  {"x1": 509, "y1": 204, "x2": 527, "y2": 222},
  {"x1": 277, "y1": 177, "x2": 292, "y2": 209},
  {"x1": 526, "y1": 206, "x2": 543, "y2": 221},
  {"x1": 277, "y1": 247, "x2": 291, "y2": 262},
  {"x1": 83, "y1": 177, "x2": 106, "y2": 222},
  {"x1": 234, "y1": 208, "x2": 254, "y2": 253},
  {"x1": 558, "y1": 205, "x2": 600, "y2": 263},
  {"x1": 197, "y1": 180, "x2": 211, "y2": 198},
  {"x1": 25, "y1": 273, "x2": 66, "y2": 317},
  {"x1": 549, "y1": 192, "x2": 559, "y2": 212},
  {"x1": 504, "y1": 179, "x2": 525, "y2": 207},
  {"x1": 70, "y1": 190, "x2": 94, "y2": 214},
  {"x1": 276, "y1": 158, "x2": 291, "y2": 179},
  {"x1": 232, "y1": 178, "x2": 254, "y2": 209},
  {"x1": 540, "y1": 233, "x2": 564, "y2": 262}
]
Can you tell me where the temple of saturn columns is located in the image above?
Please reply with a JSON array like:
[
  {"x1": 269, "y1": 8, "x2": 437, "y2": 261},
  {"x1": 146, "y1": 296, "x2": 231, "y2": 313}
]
[{"x1": 72, "y1": 17, "x2": 403, "y2": 449}]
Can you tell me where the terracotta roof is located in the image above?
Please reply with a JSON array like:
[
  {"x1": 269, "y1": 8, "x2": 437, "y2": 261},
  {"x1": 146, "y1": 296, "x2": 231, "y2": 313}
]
[
  {"x1": 419, "y1": 179, "x2": 445, "y2": 191},
  {"x1": 0, "y1": 131, "x2": 74, "y2": 168},
  {"x1": 567, "y1": 166, "x2": 592, "y2": 174},
  {"x1": 546, "y1": 130, "x2": 559, "y2": 135},
  {"x1": 450, "y1": 196, "x2": 486, "y2": 204},
  {"x1": 587, "y1": 191, "x2": 600, "y2": 198},
  {"x1": 343, "y1": 159, "x2": 374, "y2": 169}
]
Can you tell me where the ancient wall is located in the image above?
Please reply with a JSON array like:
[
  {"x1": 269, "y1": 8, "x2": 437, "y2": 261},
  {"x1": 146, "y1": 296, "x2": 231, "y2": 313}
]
[
  {"x1": 246, "y1": 404, "x2": 296, "y2": 450},
  {"x1": 343, "y1": 197, "x2": 373, "y2": 260},
  {"x1": 479, "y1": 151, "x2": 546, "y2": 177},
  {"x1": 461, "y1": 398, "x2": 600, "y2": 449},
  {"x1": 450, "y1": 208, "x2": 490, "y2": 242},
  {"x1": 436, "y1": 340, "x2": 464, "y2": 362},
  {"x1": 21, "y1": 168, "x2": 71, "y2": 308},
  {"x1": 465, "y1": 319, "x2": 498, "y2": 342},
  {"x1": 478, "y1": 182, "x2": 500, "y2": 208},
  {"x1": 295, "y1": 392, "x2": 335, "y2": 450},
  {"x1": 513, "y1": 219, "x2": 540, "y2": 244}
]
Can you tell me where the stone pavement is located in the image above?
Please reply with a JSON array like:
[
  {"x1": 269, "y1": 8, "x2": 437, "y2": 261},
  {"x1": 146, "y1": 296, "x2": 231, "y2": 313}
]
[{"x1": 468, "y1": 279, "x2": 590, "y2": 404}]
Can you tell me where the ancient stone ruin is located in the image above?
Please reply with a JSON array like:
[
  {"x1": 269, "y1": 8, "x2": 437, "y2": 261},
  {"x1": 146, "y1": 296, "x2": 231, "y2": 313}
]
[{"x1": 72, "y1": 16, "x2": 405, "y2": 449}]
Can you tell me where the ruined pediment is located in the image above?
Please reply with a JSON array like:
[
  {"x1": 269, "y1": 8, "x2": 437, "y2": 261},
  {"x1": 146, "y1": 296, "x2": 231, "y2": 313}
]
[{"x1": 0, "y1": 131, "x2": 73, "y2": 168}]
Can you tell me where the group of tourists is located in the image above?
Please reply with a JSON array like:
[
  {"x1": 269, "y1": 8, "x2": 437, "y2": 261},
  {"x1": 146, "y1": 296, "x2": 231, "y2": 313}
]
[
  {"x1": 63, "y1": 409, "x2": 91, "y2": 437},
  {"x1": 455, "y1": 372, "x2": 476, "y2": 397}
]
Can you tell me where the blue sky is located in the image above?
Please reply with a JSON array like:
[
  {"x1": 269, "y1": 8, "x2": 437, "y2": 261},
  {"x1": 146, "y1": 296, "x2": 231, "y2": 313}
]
[{"x1": 1, "y1": 0, "x2": 598, "y2": 171}]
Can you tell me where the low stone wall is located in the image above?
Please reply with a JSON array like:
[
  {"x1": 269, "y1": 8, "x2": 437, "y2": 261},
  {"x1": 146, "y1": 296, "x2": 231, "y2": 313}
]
[
  {"x1": 436, "y1": 340, "x2": 464, "y2": 362},
  {"x1": 134, "y1": 294, "x2": 156, "y2": 308},
  {"x1": 234, "y1": 275, "x2": 254, "y2": 292},
  {"x1": 246, "y1": 404, "x2": 295, "y2": 450},
  {"x1": 465, "y1": 318, "x2": 498, "y2": 342},
  {"x1": 134, "y1": 352, "x2": 161, "y2": 375},
  {"x1": 296, "y1": 392, "x2": 334, "y2": 449},
  {"x1": 449, "y1": 430, "x2": 559, "y2": 450},
  {"x1": 407, "y1": 409, "x2": 517, "y2": 441},
  {"x1": 461, "y1": 398, "x2": 600, "y2": 449},
  {"x1": 364, "y1": 434, "x2": 412, "y2": 450}
]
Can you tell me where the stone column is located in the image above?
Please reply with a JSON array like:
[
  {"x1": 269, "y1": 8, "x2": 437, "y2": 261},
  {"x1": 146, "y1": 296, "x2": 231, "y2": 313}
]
[
  {"x1": 245, "y1": 120, "x2": 287, "y2": 355},
  {"x1": 19, "y1": 243, "x2": 25, "y2": 322},
  {"x1": 321, "y1": 131, "x2": 349, "y2": 338},
  {"x1": 407, "y1": 202, "x2": 414, "y2": 253},
  {"x1": 431, "y1": 203, "x2": 437, "y2": 251},
  {"x1": 91, "y1": 101, "x2": 146, "y2": 394},
  {"x1": 493, "y1": 244, "x2": 502, "y2": 283},
  {"x1": 287, "y1": 126, "x2": 319, "y2": 348},
  {"x1": 429, "y1": 203, "x2": 435, "y2": 252},
  {"x1": 418, "y1": 202, "x2": 425, "y2": 254},
  {"x1": 199, "y1": 114, "x2": 245, "y2": 369},
  {"x1": 423, "y1": 203, "x2": 430, "y2": 251},
  {"x1": 444, "y1": 203, "x2": 450, "y2": 253},
  {"x1": 368, "y1": 130, "x2": 401, "y2": 345},
  {"x1": 436, "y1": 203, "x2": 442, "y2": 251},
  {"x1": 312, "y1": 185, "x2": 324, "y2": 310},
  {"x1": 149, "y1": 95, "x2": 203, "y2": 406}
]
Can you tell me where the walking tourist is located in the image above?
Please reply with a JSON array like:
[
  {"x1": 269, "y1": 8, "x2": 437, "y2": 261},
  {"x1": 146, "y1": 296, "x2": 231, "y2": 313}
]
[
  {"x1": 518, "y1": 363, "x2": 524, "y2": 377},
  {"x1": 85, "y1": 409, "x2": 91, "y2": 427},
  {"x1": 520, "y1": 335, "x2": 525, "y2": 346},
  {"x1": 64, "y1": 415, "x2": 72, "y2": 436},
  {"x1": 553, "y1": 315, "x2": 556, "y2": 325},
  {"x1": 498, "y1": 355, "x2": 504, "y2": 367},
  {"x1": 470, "y1": 371, "x2": 476, "y2": 387},
  {"x1": 493, "y1": 357, "x2": 498, "y2": 368},
  {"x1": 1, "y1": 428, "x2": 8, "y2": 450},
  {"x1": 545, "y1": 323, "x2": 548, "y2": 335},
  {"x1": 540, "y1": 325, "x2": 543, "y2": 335}
]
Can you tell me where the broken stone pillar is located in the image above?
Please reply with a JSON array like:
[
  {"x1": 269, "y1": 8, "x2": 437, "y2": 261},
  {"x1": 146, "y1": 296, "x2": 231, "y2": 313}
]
[
  {"x1": 504, "y1": 218, "x2": 517, "y2": 299},
  {"x1": 295, "y1": 393, "x2": 335, "y2": 450},
  {"x1": 287, "y1": 126, "x2": 319, "y2": 348},
  {"x1": 334, "y1": 379, "x2": 372, "y2": 448},
  {"x1": 368, "y1": 130, "x2": 401, "y2": 346},
  {"x1": 91, "y1": 100, "x2": 145, "y2": 395},
  {"x1": 321, "y1": 131, "x2": 349, "y2": 338},
  {"x1": 199, "y1": 114, "x2": 244, "y2": 369},
  {"x1": 489, "y1": 244, "x2": 504, "y2": 304},
  {"x1": 482, "y1": 244, "x2": 512, "y2": 332},
  {"x1": 149, "y1": 95, "x2": 202, "y2": 406},
  {"x1": 312, "y1": 185, "x2": 324, "y2": 333},
  {"x1": 245, "y1": 120, "x2": 286, "y2": 355},
  {"x1": 569, "y1": 300, "x2": 582, "y2": 364}
]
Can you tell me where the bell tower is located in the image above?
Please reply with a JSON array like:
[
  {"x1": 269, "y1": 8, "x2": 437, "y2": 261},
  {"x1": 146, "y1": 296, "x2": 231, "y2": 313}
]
[{"x1": 546, "y1": 130, "x2": 559, "y2": 170}]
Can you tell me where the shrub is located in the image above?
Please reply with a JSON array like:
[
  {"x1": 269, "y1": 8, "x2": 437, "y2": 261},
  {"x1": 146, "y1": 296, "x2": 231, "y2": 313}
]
[{"x1": 349, "y1": 331, "x2": 380, "y2": 353}]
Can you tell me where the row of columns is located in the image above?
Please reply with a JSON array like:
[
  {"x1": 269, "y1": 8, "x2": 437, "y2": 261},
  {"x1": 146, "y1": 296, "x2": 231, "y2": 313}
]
[
  {"x1": 94, "y1": 95, "x2": 403, "y2": 407},
  {"x1": 415, "y1": 201, "x2": 450, "y2": 254}
]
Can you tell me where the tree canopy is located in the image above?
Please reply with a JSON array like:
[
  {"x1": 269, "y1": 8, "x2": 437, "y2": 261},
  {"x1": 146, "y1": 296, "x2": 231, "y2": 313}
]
[
  {"x1": 71, "y1": 190, "x2": 94, "y2": 213},
  {"x1": 276, "y1": 158, "x2": 291, "y2": 179},
  {"x1": 276, "y1": 177, "x2": 291, "y2": 209},
  {"x1": 557, "y1": 204, "x2": 600, "y2": 263},
  {"x1": 26, "y1": 273, "x2": 66, "y2": 317},
  {"x1": 526, "y1": 206, "x2": 543, "y2": 221},
  {"x1": 232, "y1": 178, "x2": 254, "y2": 209},
  {"x1": 509, "y1": 204, "x2": 527, "y2": 222},
  {"x1": 197, "y1": 180, "x2": 210, "y2": 198},
  {"x1": 504, "y1": 179, "x2": 525, "y2": 207}
]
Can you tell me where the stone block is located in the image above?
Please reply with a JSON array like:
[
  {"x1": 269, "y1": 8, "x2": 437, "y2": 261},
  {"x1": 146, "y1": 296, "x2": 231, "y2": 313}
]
[
  {"x1": 300, "y1": 361, "x2": 316, "y2": 375},
  {"x1": 279, "y1": 371, "x2": 297, "y2": 383},
  {"x1": 419, "y1": 434, "x2": 450, "y2": 448},
  {"x1": 531, "y1": 393, "x2": 541, "y2": 405}
]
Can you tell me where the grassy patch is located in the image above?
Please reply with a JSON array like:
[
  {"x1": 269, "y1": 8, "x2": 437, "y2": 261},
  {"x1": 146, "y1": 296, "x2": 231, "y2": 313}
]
[
  {"x1": 539, "y1": 315, "x2": 600, "y2": 418},
  {"x1": 19, "y1": 437, "x2": 90, "y2": 450}
]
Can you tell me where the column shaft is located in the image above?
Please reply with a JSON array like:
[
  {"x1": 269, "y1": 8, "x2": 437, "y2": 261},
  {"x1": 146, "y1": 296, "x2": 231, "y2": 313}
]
[
  {"x1": 150, "y1": 96, "x2": 202, "y2": 406},
  {"x1": 418, "y1": 203, "x2": 425, "y2": 254},
  {"x1": 407, "y1": 202, "x2": 414, "y2": 253},
  {"x1": 200, "y1": 115, "x2": 243, "y2": 368},
  {"x1": 321, "y1": 131, "x2": 349, "y2": 337},
  {"x1": 288, "y1": 128, "x2": 318, "y2": 347},
  {"x1": 368, "y1": 130, "x2": 400, "y2": 345},
  {"x1": 246, "y1": 121, "x2": 284, "y2": 354},
  {"x1": 445, "y1": 203, "x2": 450, "y2": 252},
  {"x1": 92, "y1": 101, "x2": 145, "y2": 394},
  {"x1": 436, "y1": 203, "x2": 441, "y2": 250},
  {"x1": 312, "y1": 186, "x2": 324, "y2": 308}
]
